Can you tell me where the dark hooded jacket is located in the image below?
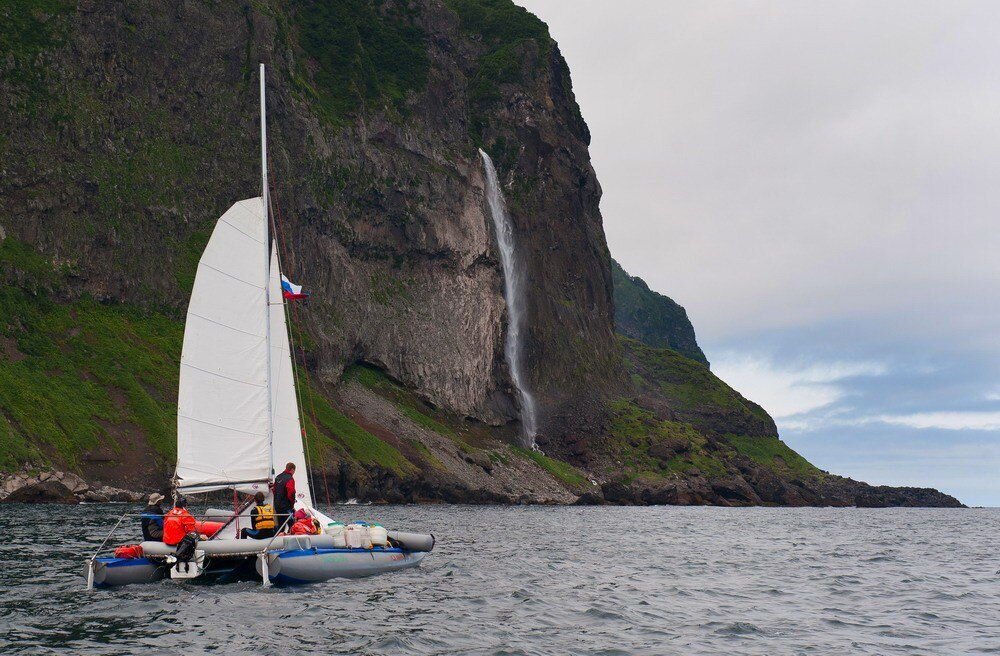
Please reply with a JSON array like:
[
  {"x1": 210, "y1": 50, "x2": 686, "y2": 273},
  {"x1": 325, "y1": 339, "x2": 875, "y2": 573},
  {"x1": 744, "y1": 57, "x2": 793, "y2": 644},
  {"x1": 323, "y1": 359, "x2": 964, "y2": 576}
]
[{"x1": 141, "y1": 503, "x2": 164, "y2": 541}]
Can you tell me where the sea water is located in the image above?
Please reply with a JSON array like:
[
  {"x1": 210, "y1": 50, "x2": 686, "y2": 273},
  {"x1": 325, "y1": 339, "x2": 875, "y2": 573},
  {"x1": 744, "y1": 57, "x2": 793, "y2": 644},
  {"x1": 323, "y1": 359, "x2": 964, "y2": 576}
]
[{"x1": 1, "y1": 504, "x2": 997, "y2": 654}]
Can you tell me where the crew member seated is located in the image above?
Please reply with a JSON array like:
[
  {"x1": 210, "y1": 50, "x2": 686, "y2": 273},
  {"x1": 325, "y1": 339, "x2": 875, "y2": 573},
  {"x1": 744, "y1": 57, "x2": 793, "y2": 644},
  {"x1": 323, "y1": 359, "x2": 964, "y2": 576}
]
[
  {"x1": 290, "y1": 508, "x2": 321, "y2": 535},
  {"x1": 141, "y1": 492, "x2": 165, "y2": 541},
  {"x1": 162, "y1": 496, "x2": 200, "y2": 546},
  {"x1": 240, "y1": 492, "x2": 277, "y2": 540}
]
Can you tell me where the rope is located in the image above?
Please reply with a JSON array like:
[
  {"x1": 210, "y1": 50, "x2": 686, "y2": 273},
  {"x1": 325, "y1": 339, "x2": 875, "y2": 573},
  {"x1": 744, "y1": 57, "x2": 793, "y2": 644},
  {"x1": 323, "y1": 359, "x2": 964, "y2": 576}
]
[
  {"x1": 90, "y1": 512, "x2": 132, "y2": 560},
  {"x1": 266, "y1": 164, "x2": 332, "y2": 508}
]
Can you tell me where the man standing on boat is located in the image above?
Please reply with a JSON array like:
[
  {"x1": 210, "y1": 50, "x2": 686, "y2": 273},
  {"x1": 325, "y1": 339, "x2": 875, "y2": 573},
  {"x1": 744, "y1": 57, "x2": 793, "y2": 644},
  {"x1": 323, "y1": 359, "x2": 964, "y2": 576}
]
[{"x1": 272, "y1": 463, "x2": 297, "y2": 531}]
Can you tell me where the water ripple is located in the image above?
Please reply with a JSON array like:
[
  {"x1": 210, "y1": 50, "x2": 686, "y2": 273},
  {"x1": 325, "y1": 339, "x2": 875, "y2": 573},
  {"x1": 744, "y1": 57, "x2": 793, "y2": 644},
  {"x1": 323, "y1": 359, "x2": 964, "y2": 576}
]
[{"x1": 0, "y1": 505, "x2": 998, "y2": 654}]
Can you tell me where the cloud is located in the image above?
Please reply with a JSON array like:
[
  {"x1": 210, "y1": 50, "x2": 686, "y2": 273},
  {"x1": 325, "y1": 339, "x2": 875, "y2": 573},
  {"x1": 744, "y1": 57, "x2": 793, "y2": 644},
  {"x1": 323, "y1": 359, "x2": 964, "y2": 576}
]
[
  {"x1": 711, "y1": 352, "x2": 886, "y2": 418},
  {"x1": 516, "y1": 0, "x2": 1000, "y2": 504},
  {"x1": 518, "y1": 0, "x2": 1000, "y2": 347},
  {"x1": 876, "y1": 411, "x2": 1000, "y2": 431}
]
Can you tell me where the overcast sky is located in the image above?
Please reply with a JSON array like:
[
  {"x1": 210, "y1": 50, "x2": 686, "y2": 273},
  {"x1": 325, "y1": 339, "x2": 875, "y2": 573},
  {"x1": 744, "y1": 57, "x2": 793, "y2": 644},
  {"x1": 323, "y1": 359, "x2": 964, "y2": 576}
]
[{"x1": 518, "y1": 0, "x2": 1000, "y2": 506}]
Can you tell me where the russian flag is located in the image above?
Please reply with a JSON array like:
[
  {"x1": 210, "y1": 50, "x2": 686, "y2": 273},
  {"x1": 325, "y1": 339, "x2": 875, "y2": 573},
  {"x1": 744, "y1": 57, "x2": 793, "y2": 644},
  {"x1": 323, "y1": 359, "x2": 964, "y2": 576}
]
[{"x1": 281, "y1": 274, "x2": 309, "y2": 301}]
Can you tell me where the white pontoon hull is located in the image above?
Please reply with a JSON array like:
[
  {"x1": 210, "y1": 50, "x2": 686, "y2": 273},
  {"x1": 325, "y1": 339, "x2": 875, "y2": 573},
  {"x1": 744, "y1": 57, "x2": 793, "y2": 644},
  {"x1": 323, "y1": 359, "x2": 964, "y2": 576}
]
[
  {"x1": 259, "y1": 548, "x2": 427, "y2": 584},
  {"x1": 88, "y1": 531, "x2": 433, "y2": 587}
]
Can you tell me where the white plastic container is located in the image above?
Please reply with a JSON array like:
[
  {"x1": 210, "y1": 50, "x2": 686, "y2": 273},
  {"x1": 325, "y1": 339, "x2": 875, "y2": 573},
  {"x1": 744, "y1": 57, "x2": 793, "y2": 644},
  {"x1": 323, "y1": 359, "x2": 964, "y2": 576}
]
[
  {"x1": 345, "y1": 523, "x2": 372, "y2": 549},
  {"x1": 369, "y1": 523, "x2": 388, "y2": 547},
  {"x1": 325, "y1": 522, "x2": 347, "y2": 548}
]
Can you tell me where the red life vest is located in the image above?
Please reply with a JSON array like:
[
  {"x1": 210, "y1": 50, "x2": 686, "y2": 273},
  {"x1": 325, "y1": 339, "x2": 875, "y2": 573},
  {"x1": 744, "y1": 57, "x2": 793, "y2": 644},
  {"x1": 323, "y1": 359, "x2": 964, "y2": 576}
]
[
  {"x1": 114, "y1": 544, "x2": 144, "y2": 559},
  {"x1": 290, "y1": 518, "x2": 318, "y2": 535},
  {"x1": 162, "y1": 507, "x2": 196, "y2": 545}
]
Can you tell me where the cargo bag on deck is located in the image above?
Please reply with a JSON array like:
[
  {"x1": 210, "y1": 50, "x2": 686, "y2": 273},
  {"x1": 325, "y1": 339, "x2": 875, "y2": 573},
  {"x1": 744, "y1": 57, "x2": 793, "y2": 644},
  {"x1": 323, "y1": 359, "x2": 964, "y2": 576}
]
[
  {"x1": 174, "y1": 532, "x2": 198, "y2": 573},
  {"x1": 114, "y1": 544, "x2": 144, "y2": 559}
]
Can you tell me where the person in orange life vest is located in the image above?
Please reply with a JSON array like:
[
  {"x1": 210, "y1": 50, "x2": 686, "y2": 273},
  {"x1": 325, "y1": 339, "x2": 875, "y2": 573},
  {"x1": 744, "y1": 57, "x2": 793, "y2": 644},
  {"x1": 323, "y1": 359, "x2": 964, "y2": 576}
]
[
  {"x1": 162, "y1": 497, "x2": 203, "y2": 546},
  {"x1": 272, "y1": 462, "x2": 297, "y2": 530}
]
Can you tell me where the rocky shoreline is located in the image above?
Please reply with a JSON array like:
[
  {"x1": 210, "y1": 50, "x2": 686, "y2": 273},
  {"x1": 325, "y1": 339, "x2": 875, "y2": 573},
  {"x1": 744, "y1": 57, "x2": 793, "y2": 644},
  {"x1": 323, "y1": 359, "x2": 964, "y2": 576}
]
[
  {"x1": 0, "y1": 466, "x2": 964, "y2": 509},
  {"x1": 0, "y1": 469, "x2": 147, "y2": 505}
]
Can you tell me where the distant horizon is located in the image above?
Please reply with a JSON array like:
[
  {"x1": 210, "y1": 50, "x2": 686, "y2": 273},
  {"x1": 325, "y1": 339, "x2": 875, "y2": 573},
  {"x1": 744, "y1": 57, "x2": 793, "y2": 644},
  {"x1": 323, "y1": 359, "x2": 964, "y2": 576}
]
[{"x1": 519, "y1": 0, "x2": 1000, "y2": 506}]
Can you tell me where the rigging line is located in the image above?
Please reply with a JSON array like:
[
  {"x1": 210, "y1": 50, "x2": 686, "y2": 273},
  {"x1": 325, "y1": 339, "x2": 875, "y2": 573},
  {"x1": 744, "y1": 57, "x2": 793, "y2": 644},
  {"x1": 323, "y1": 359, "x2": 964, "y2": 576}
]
[
  {"x1": 197, "y1": 259, "x2": 264, "y2": 290},
  {"x1": 219, "y1": 215, "x2": 265, "y2": 245},
  {"x1": 187, "y1": 310, "x2": 266, "y2": 339},
  {"x1": 267, "y1": 174, "x2": 318, "y2": 504},
  {"x1": 268, "y1": 168, "x2": 331, "y2": 507},
  {"x1": 179, "y1": 361, "x2": 267, "y2": 388},
  {"x1": 271, "y1": 192, "x2": 319, "y2": 506}
]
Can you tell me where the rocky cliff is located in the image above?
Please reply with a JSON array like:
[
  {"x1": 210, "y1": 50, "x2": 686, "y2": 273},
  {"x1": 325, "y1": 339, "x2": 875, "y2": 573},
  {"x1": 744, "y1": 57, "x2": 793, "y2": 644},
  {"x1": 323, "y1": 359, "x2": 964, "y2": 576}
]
[
  {"x1": 612, "y1": 259, "x2": 708, "y2": 366},
  {"x1": 0, "y1": 0, "x2": 961, "y2": 508}
]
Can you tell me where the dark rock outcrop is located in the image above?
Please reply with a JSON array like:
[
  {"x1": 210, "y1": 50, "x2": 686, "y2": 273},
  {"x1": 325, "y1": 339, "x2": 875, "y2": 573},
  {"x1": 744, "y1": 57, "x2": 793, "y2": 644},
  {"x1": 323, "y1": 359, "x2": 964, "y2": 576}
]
[
  {"x1": 612, "y1": 259, "x2": 708, "y2": 367},
  {"x1": 4, "y1": 480, "x2": 79, "y2": 504}
]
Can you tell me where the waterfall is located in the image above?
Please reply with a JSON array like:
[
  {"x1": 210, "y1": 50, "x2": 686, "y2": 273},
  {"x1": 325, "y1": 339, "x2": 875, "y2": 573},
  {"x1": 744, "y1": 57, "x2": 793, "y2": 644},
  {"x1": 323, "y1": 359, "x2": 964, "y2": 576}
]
[{"x1": 479, "y1": 149, "x2": 539, "y2": 446}]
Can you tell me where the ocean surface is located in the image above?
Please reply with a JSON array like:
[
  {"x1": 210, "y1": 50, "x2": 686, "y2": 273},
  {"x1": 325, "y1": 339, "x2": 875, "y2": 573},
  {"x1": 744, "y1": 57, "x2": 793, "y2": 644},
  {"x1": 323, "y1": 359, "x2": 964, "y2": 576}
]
[{"x1": 1, "y1": 504, "x2": 997, "y2": 655}]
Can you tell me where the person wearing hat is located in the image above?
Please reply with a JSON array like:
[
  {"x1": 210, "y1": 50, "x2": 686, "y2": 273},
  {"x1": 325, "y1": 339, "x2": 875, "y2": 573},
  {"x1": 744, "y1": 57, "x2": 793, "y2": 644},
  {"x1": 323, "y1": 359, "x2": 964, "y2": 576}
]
[{"x1": 141, "y1": 492, "x2": 165, "y2": 541}]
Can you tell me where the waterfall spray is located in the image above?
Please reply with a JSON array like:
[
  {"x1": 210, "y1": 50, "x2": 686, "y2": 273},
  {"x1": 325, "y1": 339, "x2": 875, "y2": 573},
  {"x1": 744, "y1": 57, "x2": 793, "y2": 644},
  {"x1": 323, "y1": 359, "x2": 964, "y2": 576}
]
[{"x1": 479, "y1": 149, "x2": 539, "y2": 446}]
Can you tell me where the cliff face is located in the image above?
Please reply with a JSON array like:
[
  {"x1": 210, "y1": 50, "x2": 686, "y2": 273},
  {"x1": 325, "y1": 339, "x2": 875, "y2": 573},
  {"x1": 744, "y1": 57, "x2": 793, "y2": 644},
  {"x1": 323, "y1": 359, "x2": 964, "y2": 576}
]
[
  {"x1": 1, "y1": 0, "x2": 619, "y2": 432},
  {"x1": 612, "y1": 259, "x2": 708, "y2": 367},
  {"x1": 0, "y1": 1, "x2": 961, "y2": 507}
]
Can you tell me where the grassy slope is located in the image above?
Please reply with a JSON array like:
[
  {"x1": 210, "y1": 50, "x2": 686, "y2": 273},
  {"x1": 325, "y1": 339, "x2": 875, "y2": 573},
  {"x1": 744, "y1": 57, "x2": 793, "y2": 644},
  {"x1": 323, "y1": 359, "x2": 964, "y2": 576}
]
[
  {"x1": 344, "y1": 363, "x2": 590, "y2": 490},
  {"x1": 608, "y1": 336, "x2": 823, "y2": 483},
  {"x1": 0, "y1": 241, "x2": 180, "y2": 472}
]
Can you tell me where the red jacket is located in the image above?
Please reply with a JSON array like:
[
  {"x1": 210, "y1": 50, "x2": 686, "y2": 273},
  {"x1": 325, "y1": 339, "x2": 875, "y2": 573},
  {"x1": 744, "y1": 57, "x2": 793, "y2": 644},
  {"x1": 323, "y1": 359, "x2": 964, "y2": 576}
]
[
  {"x1": 162, "y1": 507, "x2": 197, "y2": 545},
  {"x1": 290, "y1": 518, "x2": 319, "y2": 535},
  {"x1": 273, "y1": 469, "x2": 296, "y2": 511}
]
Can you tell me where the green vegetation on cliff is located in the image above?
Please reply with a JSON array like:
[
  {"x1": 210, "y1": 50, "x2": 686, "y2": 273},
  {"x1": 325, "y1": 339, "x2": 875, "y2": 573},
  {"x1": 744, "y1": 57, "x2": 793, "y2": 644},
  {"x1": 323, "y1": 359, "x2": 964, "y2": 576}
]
[
  {"x1": 612, "y1": 259, "x2": 708, "y2": 366},
  {"x1": 298, "y1": 381, "x2": 415, "y2": 476},
  {"x1": 445, "y1": 0, "x2": 552, "y2": 139},
  {"x1": 513, "y1": 446, "x2": 588, "y2": 488},
  {"x1": 605, "y1": 399, "x2": 728, "y2": 481},
  {"x1": 0, "y1": 0, "x2": 74, "y2": 94},
  {"x1": 724, "y1": 433, "x2": 820, "y2": 479},
  {"x1": 621, "y1": 336, "x2": 772, "y2": 435},
  {"x1": 600, "y1": 336, "x2": 822, "y2": 499},
  {"x1": 291, "y1": 0, "x2": 429, "y2": 123},
  {"x1": 0, "y1": 240, "x2": 180, "y2": 472}
]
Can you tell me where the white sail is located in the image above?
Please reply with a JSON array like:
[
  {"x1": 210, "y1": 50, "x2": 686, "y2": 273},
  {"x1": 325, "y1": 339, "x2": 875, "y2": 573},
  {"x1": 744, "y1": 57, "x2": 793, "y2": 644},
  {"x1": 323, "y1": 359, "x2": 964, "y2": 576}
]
[
  {"x1": 268, "y1": 245, "x2": 312, "y2": 506},
  {"x1": 175, "y1": 198, "x2": 272, "y2": 493}
]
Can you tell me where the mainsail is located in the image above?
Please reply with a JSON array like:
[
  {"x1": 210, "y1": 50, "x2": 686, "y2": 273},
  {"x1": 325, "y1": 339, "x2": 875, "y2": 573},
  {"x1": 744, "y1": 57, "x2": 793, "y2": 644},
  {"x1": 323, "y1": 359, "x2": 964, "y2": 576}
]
[
  {"x1": 174, "y1": 63, "x2": 312, "y2": 506},
  {"x1": 174, "y1": 205, "x2": 312, "y2": 504},
  {"x1": 176, "y1": 198, "x2": 273, "y2": 493}
]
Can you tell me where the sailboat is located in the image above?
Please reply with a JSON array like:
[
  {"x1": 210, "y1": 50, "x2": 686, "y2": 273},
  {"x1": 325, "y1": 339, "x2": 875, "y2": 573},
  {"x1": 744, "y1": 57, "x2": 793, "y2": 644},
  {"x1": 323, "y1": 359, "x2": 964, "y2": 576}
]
[{"x1": 84, "y1": 65, "x2": 434, "y2": 588}]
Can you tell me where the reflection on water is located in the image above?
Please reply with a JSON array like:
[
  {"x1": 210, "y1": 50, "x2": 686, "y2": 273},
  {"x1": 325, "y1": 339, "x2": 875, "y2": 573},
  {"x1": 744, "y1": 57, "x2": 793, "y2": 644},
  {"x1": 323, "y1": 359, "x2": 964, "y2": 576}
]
[{"x1": 1, "y1": 504, "x2": 997, "y2": 654}]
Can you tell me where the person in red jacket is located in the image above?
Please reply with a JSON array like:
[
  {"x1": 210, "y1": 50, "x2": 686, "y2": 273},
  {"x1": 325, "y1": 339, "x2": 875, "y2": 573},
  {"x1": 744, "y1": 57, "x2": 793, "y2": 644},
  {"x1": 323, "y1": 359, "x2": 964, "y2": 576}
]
[
  {"x1": 162, "y1": 497, "x2": 198, "y2": 546},
  {"x1": 290, "y1": 509, "x2": 320, "y2": 535},
  {"x1": 272, "y1": 462, "x2": 297, "y2": 531}
]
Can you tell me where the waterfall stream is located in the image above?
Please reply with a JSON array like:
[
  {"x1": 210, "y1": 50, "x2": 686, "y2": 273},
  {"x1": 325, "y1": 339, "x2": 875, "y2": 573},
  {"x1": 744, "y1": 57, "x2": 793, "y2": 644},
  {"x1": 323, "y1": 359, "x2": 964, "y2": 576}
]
[{"x1": 479, "y1": 149, "x2": 539, "y2": 446}]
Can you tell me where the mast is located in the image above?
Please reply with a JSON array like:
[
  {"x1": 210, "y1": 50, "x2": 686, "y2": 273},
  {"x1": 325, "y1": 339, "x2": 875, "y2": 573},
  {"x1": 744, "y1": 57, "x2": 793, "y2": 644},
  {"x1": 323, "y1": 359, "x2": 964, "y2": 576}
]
[{"x1": 261, "y1": 63, "x2": 275, "y2": 479}]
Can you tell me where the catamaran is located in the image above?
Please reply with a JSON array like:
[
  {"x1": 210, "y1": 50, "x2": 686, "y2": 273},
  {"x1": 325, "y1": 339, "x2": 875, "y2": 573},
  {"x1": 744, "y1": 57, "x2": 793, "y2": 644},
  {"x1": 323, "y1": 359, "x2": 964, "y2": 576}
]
[{"x1": 84, "y1": 65, "x2": 434, "y2": 588}]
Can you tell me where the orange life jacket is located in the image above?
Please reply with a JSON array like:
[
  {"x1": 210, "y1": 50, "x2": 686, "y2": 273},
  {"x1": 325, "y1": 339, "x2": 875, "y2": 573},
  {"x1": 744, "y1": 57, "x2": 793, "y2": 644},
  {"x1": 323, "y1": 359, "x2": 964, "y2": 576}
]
[
  {"x1": 163, "y1": 507, "x2": 196, "y2": 545},
  {"x1": 290, "y1": 518, "x2": 319, "y2": 535}
]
